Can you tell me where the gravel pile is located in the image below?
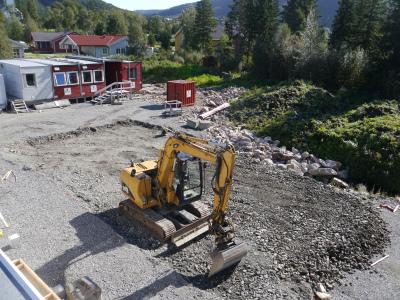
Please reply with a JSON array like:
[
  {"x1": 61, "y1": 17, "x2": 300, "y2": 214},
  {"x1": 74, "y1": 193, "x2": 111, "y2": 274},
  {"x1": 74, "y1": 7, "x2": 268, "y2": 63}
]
[
  {"x1": 15, "y1": 121, "x2": 389, "y2": 300},
  {"x1": 158, "y1": 157, "x2": 388, "y2": 299}
]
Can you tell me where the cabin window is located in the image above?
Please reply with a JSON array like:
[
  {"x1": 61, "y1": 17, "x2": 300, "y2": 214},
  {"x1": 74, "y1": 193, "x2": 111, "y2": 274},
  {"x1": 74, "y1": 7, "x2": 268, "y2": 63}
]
[
  {"x1": 67, "y1": 72, "x2": 79, "y2": 85},
  {"x1": 82, "y1": 70, "x2": 93, "y2": 84},
  {"x1": 129, "y1": 68, "x2": 137, "y2": 80},
  {"x1": 54, "y1": 72, "x2": 67, "y2": 86},
  {"x1": 93, "y1": 70, "x2": 104, "y2": 83},
  {"x1": 25, "y1": 74, "x2": 36, "y2": 87}
]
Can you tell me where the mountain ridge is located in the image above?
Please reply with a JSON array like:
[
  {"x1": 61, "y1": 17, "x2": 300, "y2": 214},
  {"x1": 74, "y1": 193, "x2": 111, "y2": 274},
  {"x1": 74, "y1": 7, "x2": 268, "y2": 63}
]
[{"x1": 137, "y1": 0, "x2": 339, "y2": 27}]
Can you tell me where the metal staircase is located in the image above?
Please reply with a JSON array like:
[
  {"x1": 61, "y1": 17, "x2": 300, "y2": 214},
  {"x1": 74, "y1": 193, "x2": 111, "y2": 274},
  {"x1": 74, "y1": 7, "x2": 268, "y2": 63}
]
[
  {"x1": 91, "y1": 81, "x2": 136, "y2": 105},
  {"x1": 11, "y1": 100, "x2": 29, "y2": 114}
]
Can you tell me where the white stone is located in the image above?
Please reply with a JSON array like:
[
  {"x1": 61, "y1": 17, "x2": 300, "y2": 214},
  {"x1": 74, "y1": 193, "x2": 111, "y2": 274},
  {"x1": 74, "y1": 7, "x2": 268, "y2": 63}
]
[
  {"x1": 309, "y1": 168, "x2": 337, "y2": 177},
  {"x1": 332, "y1": 177, "x2": 349, "y2": 189}
]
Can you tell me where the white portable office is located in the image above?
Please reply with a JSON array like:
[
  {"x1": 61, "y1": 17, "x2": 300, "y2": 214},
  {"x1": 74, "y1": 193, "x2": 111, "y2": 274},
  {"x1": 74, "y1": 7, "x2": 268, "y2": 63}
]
[{"x1": 0, "y1": 59, "x2": 53, "y2": 102}]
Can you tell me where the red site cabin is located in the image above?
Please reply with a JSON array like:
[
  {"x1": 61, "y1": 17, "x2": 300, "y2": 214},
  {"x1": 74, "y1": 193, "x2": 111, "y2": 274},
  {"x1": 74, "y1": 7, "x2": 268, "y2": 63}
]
[
  {"x1": 30, "y1": 58, "x2": 81, "y2": 100},
  {"x1": 104, "y1": 60, "x2": 142, "y2": 90},
  {"x1": 30, "y1": 58, "x2": 105, "y2": 100},
  {"x1": 67, "y1": 56, "x2": 142, "y2": 91},
  {"x1": 62, "y1": 58, "x2": 106, "y2": 97},
  {"x1": 167, "y1": 80, "x2": 196, "y2": 106}
]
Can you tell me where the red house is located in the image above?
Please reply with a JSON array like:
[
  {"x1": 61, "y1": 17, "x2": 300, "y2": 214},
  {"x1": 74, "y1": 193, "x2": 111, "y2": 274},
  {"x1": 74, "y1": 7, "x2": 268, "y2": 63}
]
[{"x1": 31, "y1": 31, "x2": 74, "y2": 53}]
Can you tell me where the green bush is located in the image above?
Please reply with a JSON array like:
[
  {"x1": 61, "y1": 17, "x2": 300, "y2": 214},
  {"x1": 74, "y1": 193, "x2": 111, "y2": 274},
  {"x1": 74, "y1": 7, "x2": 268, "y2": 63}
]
[
  {"x1": 142, "y1": 59, "x2": 207, "y2": 83},
  {"x1": 229, "y1": 81, "x2": 400, "y2": 194},
  {"x1": 187, "y1": 74, "x2": 223, "y2": 87}
]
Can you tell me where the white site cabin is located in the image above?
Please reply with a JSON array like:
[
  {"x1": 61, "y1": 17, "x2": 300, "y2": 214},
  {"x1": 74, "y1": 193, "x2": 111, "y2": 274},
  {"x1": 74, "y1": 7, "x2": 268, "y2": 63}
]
[{"x1": 0, "y1": 59, "x2": 53, "y2": 103}]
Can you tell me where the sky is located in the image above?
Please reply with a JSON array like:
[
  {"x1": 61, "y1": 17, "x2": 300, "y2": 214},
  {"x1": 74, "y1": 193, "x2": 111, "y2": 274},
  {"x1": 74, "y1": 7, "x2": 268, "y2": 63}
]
[{"x1": 104, "y1": 0, "x2": 193, "y2": 11}]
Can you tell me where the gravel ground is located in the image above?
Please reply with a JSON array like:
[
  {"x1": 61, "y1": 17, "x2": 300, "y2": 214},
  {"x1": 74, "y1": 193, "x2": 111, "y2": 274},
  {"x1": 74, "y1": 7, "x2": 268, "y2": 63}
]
[
  {"x1": 0, "y1": 149, "x2": 219, "y2": 299},
  {"x1": 0, "y1": 88, "x2": 398, "y2": 299},
  {"x1": 5, "y1": 119, "x2": 390, "y2": 299}
]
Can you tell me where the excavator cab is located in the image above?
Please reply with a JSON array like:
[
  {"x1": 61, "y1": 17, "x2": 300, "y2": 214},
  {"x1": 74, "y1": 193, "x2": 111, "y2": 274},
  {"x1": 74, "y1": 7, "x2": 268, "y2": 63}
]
[{"x1": 174, "y1": 152, "x2": 204, "y2": 205}]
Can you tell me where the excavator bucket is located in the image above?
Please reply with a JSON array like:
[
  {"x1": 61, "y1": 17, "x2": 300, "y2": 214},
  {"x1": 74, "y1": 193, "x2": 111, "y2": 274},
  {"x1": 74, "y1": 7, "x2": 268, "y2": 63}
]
[{"x1": 209, "y1": 242, "x2": 248, "y2": 277}]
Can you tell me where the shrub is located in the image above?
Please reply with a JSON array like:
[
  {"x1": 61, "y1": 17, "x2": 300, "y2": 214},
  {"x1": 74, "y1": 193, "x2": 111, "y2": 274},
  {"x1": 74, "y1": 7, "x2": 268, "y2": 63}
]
[{"x1": 229, "y1": 81, "x2": 400, "y2": 194}]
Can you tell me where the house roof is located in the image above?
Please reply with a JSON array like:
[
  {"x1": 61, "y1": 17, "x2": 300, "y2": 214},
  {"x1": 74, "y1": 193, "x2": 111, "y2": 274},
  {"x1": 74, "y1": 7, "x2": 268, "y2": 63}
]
[
  {"x1": 66, "y1": 35, "x2": 128, "y2": 47},
  {"x1": 31, "y1": 31, "x2": 70, "y2": 42},
  {"x1": 9, "y1": 39, "x2": 28, "y2": 49}
]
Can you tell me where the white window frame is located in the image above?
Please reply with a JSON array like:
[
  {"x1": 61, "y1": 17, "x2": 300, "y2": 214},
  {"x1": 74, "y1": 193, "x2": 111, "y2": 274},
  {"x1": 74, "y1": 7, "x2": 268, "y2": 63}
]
[
  {"x1": 54, "y1": 72, "x2": 67, "y2": 87},
  {"x1": 129, "y1": 67, "x2": 137, "y2": 80},
  {"x1": 102, "y1": 47, "x2": 109, "y2": 55},
  {"x1": 93, "y1": 70, "x2": 104, "y2": 83},
  {"x1": 116, "y1": 48, "x2": 121, "y2": 55},
  {"x1": 67, "y1": 71, "x2": 79, "y2": 85},
  {"x1": 81, "y1": 70, "x2": 93, "y2": 84},
  {"x1": 24, "y1": 73, "x2": 37, "y2": 88}
]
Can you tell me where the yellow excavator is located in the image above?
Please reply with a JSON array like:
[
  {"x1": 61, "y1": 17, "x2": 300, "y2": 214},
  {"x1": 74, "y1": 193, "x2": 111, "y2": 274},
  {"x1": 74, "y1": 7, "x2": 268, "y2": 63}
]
[{"x1": 119, "y1": 130, "x2": 247, "y2": 276}]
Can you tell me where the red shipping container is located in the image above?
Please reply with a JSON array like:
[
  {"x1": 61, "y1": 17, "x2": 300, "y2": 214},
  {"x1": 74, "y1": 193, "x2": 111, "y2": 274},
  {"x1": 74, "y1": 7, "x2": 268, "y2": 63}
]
[{"x1": 167, "y1": 80, "x2": 196, "y2": 107}]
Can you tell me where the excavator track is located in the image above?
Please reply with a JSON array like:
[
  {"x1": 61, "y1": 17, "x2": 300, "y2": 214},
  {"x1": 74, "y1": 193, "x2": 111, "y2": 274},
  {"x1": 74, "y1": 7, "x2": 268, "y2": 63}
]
[{"x1": 119, "y1": 200, "x2": 211, "y2": 247}]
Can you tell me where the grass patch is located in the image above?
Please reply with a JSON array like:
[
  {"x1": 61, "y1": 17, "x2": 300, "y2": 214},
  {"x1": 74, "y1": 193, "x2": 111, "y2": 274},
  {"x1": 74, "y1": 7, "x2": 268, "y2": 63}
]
[
  {"x1": 143, "y1": 59, "x2": 208, "y2": 83},
  {"x1": 187, "y1": 74, "x2": 223, "y2": 87},
  {"x1": 229, "y1": 80, "x2": 400, "y2": 194}
]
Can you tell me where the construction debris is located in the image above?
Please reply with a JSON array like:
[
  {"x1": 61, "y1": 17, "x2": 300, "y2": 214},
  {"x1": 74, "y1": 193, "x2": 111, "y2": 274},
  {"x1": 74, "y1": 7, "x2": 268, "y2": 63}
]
[
  {"x1": 1, "y1": 170, "x2": 16, "y2": 182},
  {"x1": 0, "y1": 211, "x2": 10, "y2": 228},
  {"x1": 315, "y1": 291, "x2": 332, "y2": 300},
  {"x1": 379, "y1": 204, "x2": 400, "y2": 213},
  {"x1": 200, "y1": 102, "x2": 230, "y2": 119},
  {"x1": 34, "y1": 100, "x2": 71, "y2": 110},
  {"x1": 332, "y1": 177, "x2": 350, "y2": 189},
  {"x1": 371, "y1": 254, "x2": 389, "y2": 267},
  {"x1": 66, "y1": 277, "x2": 102, "y2": 300},
  {"x1": 186, "y1": 118, "x2": 212, "y2": 130}
]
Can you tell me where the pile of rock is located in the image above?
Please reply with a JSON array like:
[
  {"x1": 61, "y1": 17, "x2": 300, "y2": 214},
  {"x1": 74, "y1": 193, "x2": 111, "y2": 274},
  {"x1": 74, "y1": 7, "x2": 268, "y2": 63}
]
[
  {"x1": 206, "y1": 124, "x2": 349, "y2": 186},
  {"x1": 200, "y1": 87, "x2": 246, "y2": 107}
]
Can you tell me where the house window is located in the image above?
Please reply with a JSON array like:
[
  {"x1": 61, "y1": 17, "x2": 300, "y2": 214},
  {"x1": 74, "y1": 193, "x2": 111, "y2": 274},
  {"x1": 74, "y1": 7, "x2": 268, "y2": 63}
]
[
  {"x1": 67, "y1": 72, "x2": 79, "y2": 85},
  {"x1": 82, "y1": 70, "x2": 93, "y2": 84},
  {"x1": 116, "y1": 48, "x2": 121, "y2": 55},
  {"x1": 102, "y1": 47, "x2": 108, "y2": 55},
  {"x1": 93, "y1": 70, "x2": 104, "y2": 83},
  {"x1": 25, "y1": 74, "x2": 36, "y2": 87},
  {"x1": 12, "y1": 48, "x2": 19, "y2": 58},
  {"x1": 54, "y1": 72, "x2": 67, "y2": 86},
  {"x1": 129, "y1": 68, "x2": 137, "y2": 80}
]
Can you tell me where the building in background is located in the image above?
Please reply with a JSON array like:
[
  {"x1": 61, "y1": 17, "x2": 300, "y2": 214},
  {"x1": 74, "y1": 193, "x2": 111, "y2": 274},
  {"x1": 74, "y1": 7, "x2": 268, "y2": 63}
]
[
  {"x1": 31, "y1": 31, "x2": 73, "y2": 53},
  {"x1": 60, "y1": 35, "x2": 129, "y2": 58},
  {"x1": 10, "y1": 39, "x2": 28, "y2": 58}
]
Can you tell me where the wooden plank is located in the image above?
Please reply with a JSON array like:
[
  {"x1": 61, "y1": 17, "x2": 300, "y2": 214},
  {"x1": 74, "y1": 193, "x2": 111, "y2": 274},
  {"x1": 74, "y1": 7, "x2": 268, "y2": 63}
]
[
  {"x1": 200, "y1": 102, "x2": 230, "y2": 119},
  {"x1": 13, "y1": 259, "x2": 61, "y2": 300}
]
